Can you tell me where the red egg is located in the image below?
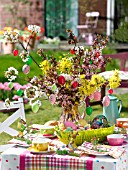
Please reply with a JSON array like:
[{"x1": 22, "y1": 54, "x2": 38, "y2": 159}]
[
  {"x1": 70, "y1": 48, "x2": 75, "y2": 54},
  {"x1": 108, "y1": 88, "x2": 113, "y2": 94},
  {"x1": 72, "y1": 81, "x2": 78, "y2": 89},
  {"x1": 95, "y1": 52, "x2": 100, "y2": 58},
  {"x1": 13, "y1": 49, "x2": 18, "y2": 56},
  {"x1": 58, "y1": 75, "x2": 65, "y2": 85}
]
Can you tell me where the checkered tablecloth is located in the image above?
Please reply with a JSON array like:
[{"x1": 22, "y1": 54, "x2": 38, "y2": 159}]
[
  {"x1": 0, "y1": 146, "x2": 128, "y2": 170},
  {"x1": 20, "y1": 151, "x2": 95, "y2": 170}
]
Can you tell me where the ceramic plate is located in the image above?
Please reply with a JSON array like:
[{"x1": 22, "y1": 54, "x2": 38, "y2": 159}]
[
  {"x1": 28, "y1": 147, "x2": 55, "y2": 154},
  {"x1": 42, "y1": 134, "x2": 57, "y2": 139},
  {"x1": 116, "y1": 140, "x2": 128, "y2": 148},
  {"x1": 102, "y1": 140, "x2": 128, "y2": 148}
]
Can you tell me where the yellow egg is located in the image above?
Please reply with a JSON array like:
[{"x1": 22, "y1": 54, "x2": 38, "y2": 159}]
[{"x1": 78, "y1": 119, "x2": 87, "y2": 126}]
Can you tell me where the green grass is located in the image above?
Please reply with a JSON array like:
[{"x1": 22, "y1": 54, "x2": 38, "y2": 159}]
[
  {"x1": 0, "y1": 50, "x2": 69, "y2": 84},
  {"x1": 0, "y1": 93, "x2": 127, "y2": 145},
  {"x1": 0, "y1": 48, "x2": 127, "y2": 145}
]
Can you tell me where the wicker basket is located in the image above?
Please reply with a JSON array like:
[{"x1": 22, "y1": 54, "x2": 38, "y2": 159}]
[{"x1": 55, "y1": 125, "x2": 115, "y2": 146}]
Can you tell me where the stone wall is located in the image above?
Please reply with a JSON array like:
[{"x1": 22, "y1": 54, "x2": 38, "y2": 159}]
[
  {"x1": 0, "y1": 0, "x2": 107, "y2": 35},
  {"x1": 0, "y1": 0, "x2": 44, "y2": 30}
]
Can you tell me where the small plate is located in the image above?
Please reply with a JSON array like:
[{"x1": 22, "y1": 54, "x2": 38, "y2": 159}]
[
  {"x1": 89, "y1": 151, "x2": 109, "y2": 156},
  {"x1": 8, "y1": 138, "x2": 30, "y2": 148},
  {"x1": 28, "y1": 147, "x2": 55, "y2": 154},
  {"x1": 103, "y1": 140, "x2": 128, "y2": 148},
  {"x1": 117, "y1": 140, "x2": 128, "y2": 148}
]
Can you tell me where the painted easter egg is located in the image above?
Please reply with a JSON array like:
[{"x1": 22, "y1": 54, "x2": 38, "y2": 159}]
[
  {"x1": 102, "y1": 96, "x2": 110, "y2": 107},
  {"x1": 86, "y1": 106, "x2": 93, "y2": 116},
  {"x1": 89, "y1": 93, "x2": 94, "y2": 100},
  {"x1": 13, "y1": 49, "x2": 18, "y2": 56},
  {"x1": 26, "y1": 56, "x2": 32, "y2": 65},
  {"x1": 94, "y1": 91, "x2": 101, "y2": 101},
  {"x1": 72, "y1": 81, "x2": 78, "y2": 89},
  {"x1": 32, "y1": 103, "x2": 39, "y2": 113},
  {"x1": 91, "y1": 115, "x2": 108, "y2": 129},
  {"x1": 49, "y1": 94, "x2": 56, "y2": 104},
  {"x1": 22, "y1": 64, "x2": 30, "y2": 74},
  {"x1": 17, "y1": 89, "x2": 23, "y2": 96},
  {"x1": 78, "y1": 119, "x2": 87, "y2": 127},
  {"x1": 108, "y1": 88, "x2": 113, "y2": 95},
  {"x1": 64, "y1": 121, "x2": 77, "y2": 130},
  {"x1": 51, "y1": 84, "x2": 57, "y2": 92},
  {"x1": 8, "y1": 82, "x2": 14, "y2": 89},
  {"x1": 70, "y1": 48, "x2": 75, "y2": 54},
  {"x1": 58, "y1": 75, "x2": 65, "y2": 85}
]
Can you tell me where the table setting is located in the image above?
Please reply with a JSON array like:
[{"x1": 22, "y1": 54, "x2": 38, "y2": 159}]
[
  {"x1": 0, "y1": 118, "x2": 128, "y2": 170},
  {"x1": 0, "y1": 25, "x2": 128, "y2": 170}
]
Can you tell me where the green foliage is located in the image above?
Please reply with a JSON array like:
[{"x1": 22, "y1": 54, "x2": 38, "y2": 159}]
[
  {"x1": 114, "y1": 22, "x2": 128, "y2": 43},
  {"x1": 102, "y1": 46, "x2": 119, "y2": 70}
]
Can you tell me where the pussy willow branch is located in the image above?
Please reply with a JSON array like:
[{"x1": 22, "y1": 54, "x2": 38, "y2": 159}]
[{"x1": 18, "y1": 40, "x2": 40, "y2": 68}]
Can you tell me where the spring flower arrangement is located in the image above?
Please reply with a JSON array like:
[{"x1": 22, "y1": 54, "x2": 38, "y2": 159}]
[{"x1": 4, "y1": 25, "x2": 121, "y2": 123}]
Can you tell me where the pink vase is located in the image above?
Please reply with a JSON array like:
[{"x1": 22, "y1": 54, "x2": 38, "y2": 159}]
[{"x1": 2, "y1": 42, "x2": 15, "y2": 54}]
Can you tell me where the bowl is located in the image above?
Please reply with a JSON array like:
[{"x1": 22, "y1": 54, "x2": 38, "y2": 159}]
[
  {"x1": 55, "y1": 125, "x2": 115, "y2": 146},
  {"x1": 116, "y1": 118, "x2": 128, "y2": 128},
  {"x1": 32, "y1": 137, "x2": 51, "y2": 151},
  {"x1": 107, "y1": 134, "x2": 124, "y2": 146},
  {"x1": 40, "y1": 125, "x2": 55, "y2": 135}
]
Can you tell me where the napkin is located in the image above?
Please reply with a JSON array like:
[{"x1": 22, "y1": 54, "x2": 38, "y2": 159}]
[
  {"x1": 79, "y1": 141, "x2": 125, "y2": 158},
  {"x1": 108, "y1": 147, "x2": 125, "y2": 159}
]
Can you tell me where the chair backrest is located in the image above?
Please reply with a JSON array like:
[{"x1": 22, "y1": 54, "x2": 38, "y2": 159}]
[
  {"x1": 0, "y1": 98, "x2": 26, "y2": 137},
  {"x1": 85, "y1": 11, "x2": 100, "y2": 29}
]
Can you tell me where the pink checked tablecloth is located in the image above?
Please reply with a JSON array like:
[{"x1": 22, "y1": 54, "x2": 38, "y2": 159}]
[{"x1": 0, "y1": 145, "x2": 128, "y2": 170}]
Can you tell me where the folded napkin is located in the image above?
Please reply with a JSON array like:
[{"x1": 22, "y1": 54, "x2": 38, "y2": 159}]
[
  {"x1": 79, "y1": 141, "x2": 125, "y2": 159},
  {"x1": 108, "y1": 147, "x2": 125, "y2": 159}
]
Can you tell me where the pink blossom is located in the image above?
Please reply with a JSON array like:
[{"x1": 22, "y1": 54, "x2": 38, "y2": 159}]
[
  {"x1": 13, "y1": 95, "x2": 19, "y2": 100},
  {"x1": 0, "y1": 83, "x2": 4, "y2": 90}
]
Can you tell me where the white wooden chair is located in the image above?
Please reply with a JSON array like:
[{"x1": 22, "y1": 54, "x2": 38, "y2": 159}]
[
  {"x1": 77, "y1": 11, "x2": 99, "y2": 42},
  {"x1": 0, "y1": 98, "x2": 26, "y2": 137}
]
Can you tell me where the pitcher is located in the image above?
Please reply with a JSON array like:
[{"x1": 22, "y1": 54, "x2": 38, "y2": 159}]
[{"x1": 103, "y1": 94, "x2": 122, "y2": 125}]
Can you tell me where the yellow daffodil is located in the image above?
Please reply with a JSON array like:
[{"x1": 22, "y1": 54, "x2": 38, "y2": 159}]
[
  {"x1": 57, "y1": 58, "x2": 72, "y2": 73},
  {"x1": 108, "y1": 70, "x2": 121, "y2": 88},
  {"x1": 40, "y1": 60, "x2": 50, "y2": 74},
  {"x1": 91, "y1": 74, "x2": 106, "y2": 88}
]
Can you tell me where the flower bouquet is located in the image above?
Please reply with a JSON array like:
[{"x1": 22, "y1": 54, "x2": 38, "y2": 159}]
[{"x1": 4, "y1": 25, "x2": 120, "y2": 146}]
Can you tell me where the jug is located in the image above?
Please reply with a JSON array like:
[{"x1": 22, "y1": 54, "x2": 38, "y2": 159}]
[{"x1": 102, "y1": 94, "x2": 122, "y2": 125}]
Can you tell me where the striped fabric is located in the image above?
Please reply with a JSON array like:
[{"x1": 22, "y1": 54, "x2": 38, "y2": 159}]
[{"x1": 20, "y1": 151, "x2": 95, "y2": 170}]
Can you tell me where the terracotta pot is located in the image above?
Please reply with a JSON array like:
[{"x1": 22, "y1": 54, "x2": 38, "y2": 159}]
[{"x1": 2, "y1": 42, "x2": 15, "y2": 54}]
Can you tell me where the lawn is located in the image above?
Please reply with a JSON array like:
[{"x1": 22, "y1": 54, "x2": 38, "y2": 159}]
[{"x1": 0, "y1": 47, "x2": 127, "y2": 145}]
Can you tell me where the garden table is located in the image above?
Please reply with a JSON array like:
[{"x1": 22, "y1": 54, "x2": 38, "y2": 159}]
[{"x1": 0, "y1": 143, "x2": 128, "y2": 170}]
